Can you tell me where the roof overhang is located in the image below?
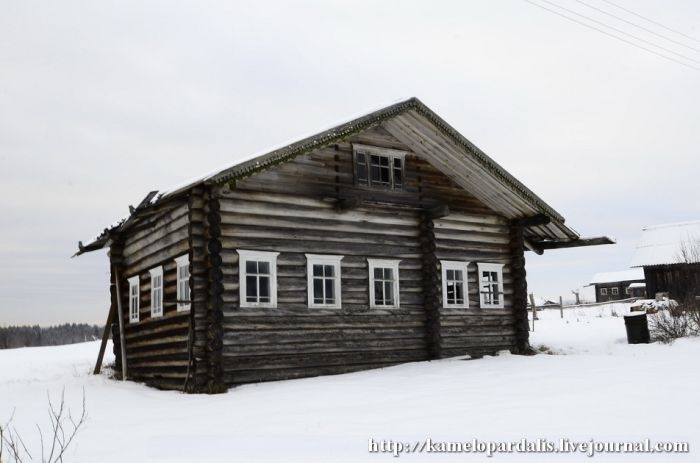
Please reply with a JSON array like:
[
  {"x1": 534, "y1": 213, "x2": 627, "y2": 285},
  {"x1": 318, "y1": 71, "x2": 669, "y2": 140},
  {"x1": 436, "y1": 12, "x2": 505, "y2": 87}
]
[{"x1": 76, "y1": 97, "x2": 612, "y2": 255}]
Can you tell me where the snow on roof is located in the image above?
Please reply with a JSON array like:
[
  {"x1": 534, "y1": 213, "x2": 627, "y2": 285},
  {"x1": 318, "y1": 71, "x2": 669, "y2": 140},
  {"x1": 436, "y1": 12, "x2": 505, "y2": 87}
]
[
  {"x1": 589, "y1": 268, "x2": 645, "y2": 285},
  {"x1": 150, "y1": 96, "x2": 417, "y2": 204},
  {"x1": 630, "y1": 220, "x2": 700, "y2": 267},
  {"x1": 628, "y1": 282, "x2": 646, "y2": 288}
]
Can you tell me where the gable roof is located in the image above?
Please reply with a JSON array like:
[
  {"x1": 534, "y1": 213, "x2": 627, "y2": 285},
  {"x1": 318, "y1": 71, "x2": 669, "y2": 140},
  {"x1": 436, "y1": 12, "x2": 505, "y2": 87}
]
[
  {"x1": 589, "y1": 268, "x2": 645, "y2": 285},
  {"x1": 630, "y1": 220, "x2": 700, "y2": 267},
  {"x1": 76, "y1": 97, "x2": 612, "y2": 255}
]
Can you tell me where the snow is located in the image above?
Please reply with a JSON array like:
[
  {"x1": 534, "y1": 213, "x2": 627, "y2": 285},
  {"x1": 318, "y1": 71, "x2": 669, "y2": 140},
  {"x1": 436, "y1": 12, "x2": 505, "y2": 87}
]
[
  {"x1": 630, "y1": 220, "x2": 700, "y2": 267},
  {"x1": 150, "y1": 96, "x2": 416, "y2": 204},
  {"x1": 589, "y1": 268, "x2": 645, "y2": 285},
  {"x1": 2, "y1": 304, "x2": 698, "y2": 462}
]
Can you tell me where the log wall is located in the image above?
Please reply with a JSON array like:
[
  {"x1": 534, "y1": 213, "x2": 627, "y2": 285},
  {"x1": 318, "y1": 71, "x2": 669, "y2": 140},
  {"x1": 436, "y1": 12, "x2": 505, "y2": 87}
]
[
  {"x1": 113, "y1": 201, "x2": 193, "y2": 390},
  {"x1": 433, "y1": 211, "x2": 516, "y2": 358},
  {"x1": 216, "y1": 125, "x2": 518, "y2": 385}
]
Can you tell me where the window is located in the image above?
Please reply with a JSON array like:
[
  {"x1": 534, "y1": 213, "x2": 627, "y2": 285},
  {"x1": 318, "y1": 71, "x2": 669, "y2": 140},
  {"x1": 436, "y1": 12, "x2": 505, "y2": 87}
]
[
  {"x1": 611, "y1": 287, "x2": 619, "y2": 295},
  {"x1": 367, "y1": 259, "x2": 401, "y2": 308},
  {"x1": 600, "y1": 287, "x2": 608, "y2": 296},
  {"x1": 625, "y1": 287, "x2": 631, "y2": 295},
  {"x1": 238, "y1": 250, "x2": 279, "y2": 308},
  {"x1": 149, "y1": 266, "x2": 163, "y2": 318},
  {"x1": 306, "y1": 254, "x2": 343, "y2": 308},
  {"x1": 128, "y1": 276, "x2": 140, "y2": 323},
  {"x1": 353, "y1": 144, "x2": 405, "y2": 189},
  {"x1": 174, "y1": 255, "x2": 191, "y2": 312},
  {"x1": 441, "y1": 261, "x2": 469, "y2": 308},
  {"x1": 477, "y1": 263, "x2": 504, "y2": 309}
]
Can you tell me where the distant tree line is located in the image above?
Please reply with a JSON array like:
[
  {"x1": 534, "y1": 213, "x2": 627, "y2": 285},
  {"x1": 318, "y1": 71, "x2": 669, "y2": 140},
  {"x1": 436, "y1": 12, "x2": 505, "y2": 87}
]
[{"x1": 0, "y1": 323, "x2": 103, "y2": 349}]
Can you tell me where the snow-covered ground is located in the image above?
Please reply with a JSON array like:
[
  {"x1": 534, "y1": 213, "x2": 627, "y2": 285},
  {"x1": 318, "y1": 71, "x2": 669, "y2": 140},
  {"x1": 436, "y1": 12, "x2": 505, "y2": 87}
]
[{"x1": 1, "y1": 303, "x2": 698, "y2": 462}]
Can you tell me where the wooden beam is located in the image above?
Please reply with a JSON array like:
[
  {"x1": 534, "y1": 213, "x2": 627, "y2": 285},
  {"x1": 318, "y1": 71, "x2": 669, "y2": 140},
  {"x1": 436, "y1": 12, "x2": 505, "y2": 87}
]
[
  {"x1": 513, "y1": 214, "x2": 551, "y2": 228},
  {"x1": 523, "y1": 238, "x2": 544, "y2": 255},
  {"x1": 426, "y1": 203, "x2": 449, "y2": 219},
  {"x1": 335, "y1": 196, "x2": 363, "y2": 211},
  {"x1": 532, "y1": 236, "x2": 615, "y2": 250},
  {"x1": 113, "y1": 265, "x2": 128, "y2": 381},
  {"x1": 93, "y1": 305, "x2": 116, "y2": 375}
]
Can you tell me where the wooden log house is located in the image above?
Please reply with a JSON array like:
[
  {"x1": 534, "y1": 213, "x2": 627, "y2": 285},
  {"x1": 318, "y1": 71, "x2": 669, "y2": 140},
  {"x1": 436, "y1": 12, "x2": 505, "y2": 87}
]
[{"x1": 76, "y1": 98, "x2": 611, "y2": 392}]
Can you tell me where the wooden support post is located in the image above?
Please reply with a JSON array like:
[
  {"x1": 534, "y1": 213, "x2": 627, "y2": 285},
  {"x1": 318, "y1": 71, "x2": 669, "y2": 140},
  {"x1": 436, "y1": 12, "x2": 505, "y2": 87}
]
[
  {"x1": 113, "y1": 265, "x2": 128, "y2": 381},
  {"x1": 93, "y1": 305, "x2": 116, "y2": 375},
  {"x1": 559, "y1": 296, "x2": 564, "y2": 318},
  {"x1": 529, "y1": 293, "x2": 536, "y2": 332}
]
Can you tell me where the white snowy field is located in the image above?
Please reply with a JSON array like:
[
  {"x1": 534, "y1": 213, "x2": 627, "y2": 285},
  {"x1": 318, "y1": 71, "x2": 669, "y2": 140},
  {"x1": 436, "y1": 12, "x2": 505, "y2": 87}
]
[{"x1": 1, "y1": 303, "x2": 698, "y2": 462}]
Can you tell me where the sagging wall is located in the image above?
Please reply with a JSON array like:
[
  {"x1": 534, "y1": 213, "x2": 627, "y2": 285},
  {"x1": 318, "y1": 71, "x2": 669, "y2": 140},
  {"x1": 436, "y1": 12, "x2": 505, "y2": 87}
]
[
  {"x1": 214, "y1": 125, "x2": 518, "y2": 386},
  {"x1": 111, "y1": 201, "x2": 193, "y2": 390}
]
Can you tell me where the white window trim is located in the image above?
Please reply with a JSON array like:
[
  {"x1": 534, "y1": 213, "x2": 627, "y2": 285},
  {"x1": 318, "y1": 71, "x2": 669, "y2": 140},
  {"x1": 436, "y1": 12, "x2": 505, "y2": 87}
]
[
  {"x1": 611, "y1": 287, "x2": 619, "y2": 295},
  {"x1": 600, "y1": 287, "x2": 608, "y2": 296},
  {"x1": 477, "y1": 263, "x2": 505, "y2": 309},
  {"x1": 238, "y1": 249, "x2": 280, "y2": 308},
  {"x1": 149, "y1": 266, "x2": 164, "y2": 318},
  {"x1": 367, "y1": 258, "x2": 401, "y2": 309},
  {"x1": 174, "y1": 255, "x2": 191, "y2": 312},
  {"x1": 127, "y1": 275, "x2": 140, "y2": 323},
  {"x1": 306, "y1": 254, "x2": 343, "y2": 309},
  {"x1": 440, "y1": 260, "x2": 470, "y2": 309}
]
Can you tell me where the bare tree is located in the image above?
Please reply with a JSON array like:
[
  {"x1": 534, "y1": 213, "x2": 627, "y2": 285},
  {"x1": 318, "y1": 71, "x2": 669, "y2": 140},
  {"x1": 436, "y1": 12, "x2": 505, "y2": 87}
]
[
  {"x1": 0, "y1": 390, "x2": 86, "y2": 463},
  {"x1": 649, "y1": 235, "x2": 700, "y2": 343},
  {"x1": 675, "y1": 233, "x2": 700, "y2": 265}
]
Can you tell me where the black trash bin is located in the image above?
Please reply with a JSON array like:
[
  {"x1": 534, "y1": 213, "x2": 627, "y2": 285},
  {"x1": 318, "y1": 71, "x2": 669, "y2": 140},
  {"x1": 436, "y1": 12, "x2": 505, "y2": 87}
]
[{"x1": 623, "y1": 312, "x2": 650, "y2": 344}]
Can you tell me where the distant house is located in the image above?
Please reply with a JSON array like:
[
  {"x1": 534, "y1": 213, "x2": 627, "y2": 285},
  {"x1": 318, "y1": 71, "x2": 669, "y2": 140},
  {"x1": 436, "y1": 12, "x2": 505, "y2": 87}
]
[
  {"x1": 631, "y1": 220, "x2": 700, "y2": 302},
  {"x1": 588, "y1": 269, "x2": 645, "y2": 302},
  {"x1": 76, "y1": 98, "x2": 611, "y2": 392}
]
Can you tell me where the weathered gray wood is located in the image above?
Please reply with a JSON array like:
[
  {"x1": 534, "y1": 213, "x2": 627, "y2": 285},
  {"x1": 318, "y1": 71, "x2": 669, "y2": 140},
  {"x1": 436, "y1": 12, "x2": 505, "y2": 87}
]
[
  {"x1": 114, "y1": 265, "x2": 128, "y2": 381},
  {"x1": 93, "y1": 305, "x2": 115, "y2": 375}
]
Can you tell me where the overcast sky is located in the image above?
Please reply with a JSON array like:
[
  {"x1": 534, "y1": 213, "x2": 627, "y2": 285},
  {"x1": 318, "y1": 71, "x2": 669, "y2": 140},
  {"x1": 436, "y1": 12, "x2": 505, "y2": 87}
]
[{"x1": 1, "y1": 0, "x2": 699, "y2": 325}]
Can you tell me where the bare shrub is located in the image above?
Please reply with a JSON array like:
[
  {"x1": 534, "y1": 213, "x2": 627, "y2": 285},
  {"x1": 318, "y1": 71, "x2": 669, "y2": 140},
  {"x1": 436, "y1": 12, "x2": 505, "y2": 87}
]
[
  {"x1": 0, "y1": 390, "x2": 86, "y2": 463},
  {"x1": 648, "y1": 301, "x2": 700, "y2": 343}
]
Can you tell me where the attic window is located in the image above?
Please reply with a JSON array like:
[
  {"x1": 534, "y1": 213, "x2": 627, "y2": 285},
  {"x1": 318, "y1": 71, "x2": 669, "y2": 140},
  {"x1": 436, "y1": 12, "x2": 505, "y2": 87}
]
[{"x1": 353, "y1": 144, "x2": 405, "y2": 189}]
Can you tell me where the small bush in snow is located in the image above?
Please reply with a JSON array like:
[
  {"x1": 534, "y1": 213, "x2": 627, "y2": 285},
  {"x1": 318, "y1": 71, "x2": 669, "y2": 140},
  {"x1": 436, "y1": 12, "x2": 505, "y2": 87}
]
[
  {"x1": 0, "y1": 389, "x2": 86, "y2": 463},
  {"x1": 648, "y1": 300, "x2": 700, "y2": 344}
]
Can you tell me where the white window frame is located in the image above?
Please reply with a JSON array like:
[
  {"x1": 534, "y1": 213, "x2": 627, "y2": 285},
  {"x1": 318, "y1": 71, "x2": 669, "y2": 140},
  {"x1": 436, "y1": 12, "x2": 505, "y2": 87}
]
[
  {"x1": 440, "y1": 260, "x2": 470, "y2": 309},
  {"x1": 611, "y1": 287, "x2": 619, "y2": 296},
  {"x1": 625, "y1": 286, "x2": 631, "y2": 295},
  {"x1": 600, "y1": 287, "x2": 608, "y2": 296},
  {"x1": 367, "y1": 258, "x2": 401, "y2": 309},
  {"x1": 306, "y1": 254, "x2": 343, "y2": 309},
  {"x1": 128, "y1": 275, "x2": 140, "y2": 323},
  {"x1": 149, "y1": 266, "x2": 164, "y2": 318},
  {"x1": 353, "y1": 143, "x2": 406, "y2": 190},
  {"x1": 238, "y1": 249, "x2": 280, "y2": 308},
  {"x1": 477, "y1": 263, "x2": 505, "y2": 309},
  {"x1": 174, "y1": 255, "x2": 191, "y2": 312}
]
